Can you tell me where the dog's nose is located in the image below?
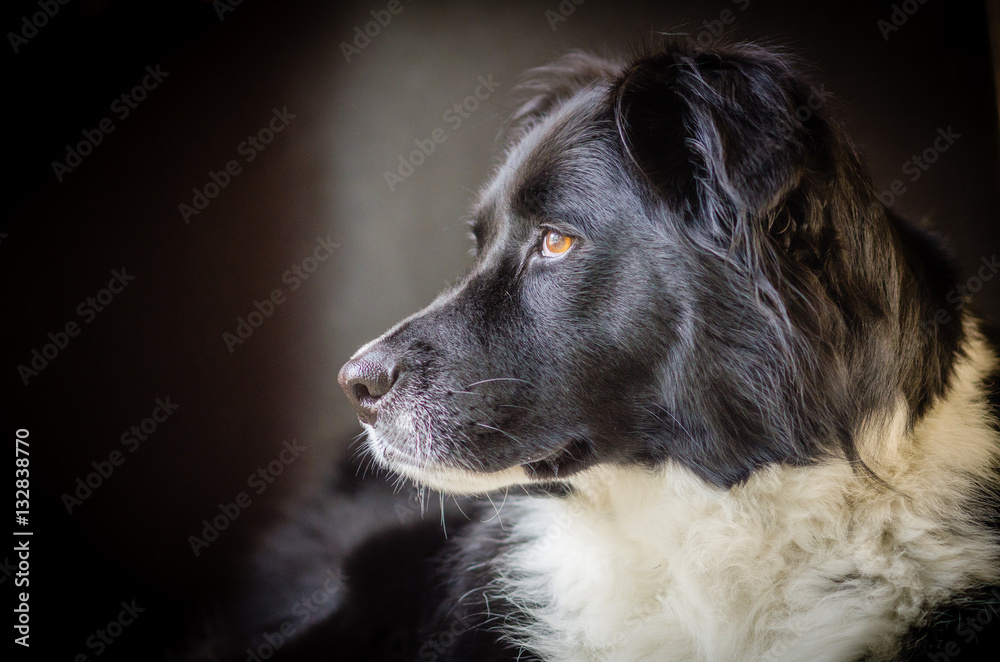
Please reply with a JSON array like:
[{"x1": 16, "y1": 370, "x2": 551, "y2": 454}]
[{"x1": 338, "y1": 350, "x2": 399, "y2": 425}]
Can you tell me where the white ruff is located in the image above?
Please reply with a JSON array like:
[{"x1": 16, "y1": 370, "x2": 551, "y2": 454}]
[{"x1": 488, "y1": 330, "x2": 1000, "y2": 662}]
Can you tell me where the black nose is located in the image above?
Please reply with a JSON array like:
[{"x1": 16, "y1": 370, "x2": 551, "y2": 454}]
[{"x1": 338, "y1": 349, "x2": 399, "y2": 425}]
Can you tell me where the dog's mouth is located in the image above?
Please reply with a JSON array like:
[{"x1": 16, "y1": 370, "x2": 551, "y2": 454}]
[
  {"x1": 522, "y1": 437, "x2": 594, "y2": 481},
  {"x1": 372, "y1": 441, "x2": 427, "y2": 471},
  {"x1": 366, "y1": 430, "x2": 594, "y2": 494}
]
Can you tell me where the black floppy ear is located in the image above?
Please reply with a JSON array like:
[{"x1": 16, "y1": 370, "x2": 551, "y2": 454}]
[{"x1": 613, "y1": 46, "x2": 820, "y2": 224}]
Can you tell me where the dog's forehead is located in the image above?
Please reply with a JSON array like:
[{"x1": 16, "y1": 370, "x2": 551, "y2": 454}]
[{"x1": 473, "y1": 84, "x2": 618, "y2": 235}]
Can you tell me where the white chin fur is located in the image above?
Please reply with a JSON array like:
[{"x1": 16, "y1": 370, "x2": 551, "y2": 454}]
[{"x1": 365, "y1": 431, "x2": 533, "y2": 495}]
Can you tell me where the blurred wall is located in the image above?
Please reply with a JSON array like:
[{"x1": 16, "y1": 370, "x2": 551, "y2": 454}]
[{"x1": 3, "y1": 0, "x2": 997, "y2": 658}]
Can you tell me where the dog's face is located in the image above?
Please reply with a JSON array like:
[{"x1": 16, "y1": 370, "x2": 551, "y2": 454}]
[
  {"x1": 343, "y1": 81, "x2": 681, "y2": 493},
  {"x1": 339, "y1": 45, "x2": 960, "y2": 495}
]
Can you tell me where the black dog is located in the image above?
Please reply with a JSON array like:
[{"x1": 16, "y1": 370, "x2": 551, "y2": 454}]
[{"x1": 257, "y1": 41, "x2": 1000, "y2": 661}]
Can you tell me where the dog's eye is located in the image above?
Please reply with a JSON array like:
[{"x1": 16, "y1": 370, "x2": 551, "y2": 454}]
[{"x1": 541, "y1": 230, "x2": 575, "y2": 258}]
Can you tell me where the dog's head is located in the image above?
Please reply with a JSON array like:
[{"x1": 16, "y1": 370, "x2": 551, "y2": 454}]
[{"x1": 339, "y1": 43, "x2": 962, "y2": 494}]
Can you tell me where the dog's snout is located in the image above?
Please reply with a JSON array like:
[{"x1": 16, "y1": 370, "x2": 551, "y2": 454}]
[{"x1": 338, "y1": 350, "x2": 400, "y2": 425}]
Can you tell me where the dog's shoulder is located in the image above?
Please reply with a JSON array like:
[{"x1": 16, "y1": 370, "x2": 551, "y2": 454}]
[
  {"x1": 895, "y1": 321, "x2": 1000, "y2": 661},
  {"x1": 269, "y1": 500, "x2": 533, "y2": 662}
]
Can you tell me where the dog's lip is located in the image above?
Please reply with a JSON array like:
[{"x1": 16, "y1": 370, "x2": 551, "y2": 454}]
[
  {"x1": 372, "y1": 429, "x2": 587, "y2": 481},
  {"x1": 378, "y1": 439, "x2": 553, "y2": 481},
  {"x1": 375, "y1": 441, "x2": 430, "y2": 469},
  {"x1": 521, "y1": 437, "x2": 591, "y2": 480}
]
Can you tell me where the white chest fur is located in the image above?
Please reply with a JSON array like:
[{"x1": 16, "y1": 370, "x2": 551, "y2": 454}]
[{"x1": 492, "y1": 337, "x2": 1000, "y2": 662}]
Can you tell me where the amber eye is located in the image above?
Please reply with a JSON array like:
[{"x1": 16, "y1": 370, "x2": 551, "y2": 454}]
[{"x1": 541, "y1": 230, "x2": 575, "y2": 257}]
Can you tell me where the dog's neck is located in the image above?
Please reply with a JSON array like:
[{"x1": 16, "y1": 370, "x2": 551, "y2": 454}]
[
  {"x1": 567, "y1": 322, "x2": 999, "y2": 521},
  {"x1": 497, "y1": 326, "x2": 1000, "y2": 661}
]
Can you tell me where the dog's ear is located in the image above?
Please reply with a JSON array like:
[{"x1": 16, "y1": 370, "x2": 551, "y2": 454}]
[
  {"x1": 503, "y1": 51, "x2": 618, "y2": 144},
  {"x1": 613, "y1": 46, "x2": 820, "y2": 225}
]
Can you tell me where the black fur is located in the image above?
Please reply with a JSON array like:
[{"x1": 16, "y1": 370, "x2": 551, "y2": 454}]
[
  {"x1": 343, "y1": 42, "x2": 967, "y2": 488},
  {"x1": 213, "y1": 41, "x2": 1000, "y2": 662}
]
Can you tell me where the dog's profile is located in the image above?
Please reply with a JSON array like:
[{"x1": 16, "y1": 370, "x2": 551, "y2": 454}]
[{"x1": 249, "y1": 41, "x2": 1000, "y2": 661}]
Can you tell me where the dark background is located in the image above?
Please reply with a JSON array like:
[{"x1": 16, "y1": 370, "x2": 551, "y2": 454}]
[{"x1": 2, "y1": 0, "x2": 998, "y2": 659}]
